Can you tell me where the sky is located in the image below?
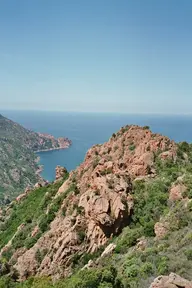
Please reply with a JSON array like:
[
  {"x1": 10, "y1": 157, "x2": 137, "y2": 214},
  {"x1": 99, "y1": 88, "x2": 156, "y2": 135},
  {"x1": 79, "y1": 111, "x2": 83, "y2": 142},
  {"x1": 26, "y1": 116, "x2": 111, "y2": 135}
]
[{"x1": 0, "y1": 0, "x2": 192, "y2": 114}]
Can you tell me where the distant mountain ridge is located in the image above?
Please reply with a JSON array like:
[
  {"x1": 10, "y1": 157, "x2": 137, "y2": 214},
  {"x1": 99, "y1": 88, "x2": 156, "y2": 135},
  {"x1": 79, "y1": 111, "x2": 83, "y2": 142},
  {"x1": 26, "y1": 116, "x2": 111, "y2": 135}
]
[{"x1": 0, "y1": 114, "x2": 71, "y2": 202}]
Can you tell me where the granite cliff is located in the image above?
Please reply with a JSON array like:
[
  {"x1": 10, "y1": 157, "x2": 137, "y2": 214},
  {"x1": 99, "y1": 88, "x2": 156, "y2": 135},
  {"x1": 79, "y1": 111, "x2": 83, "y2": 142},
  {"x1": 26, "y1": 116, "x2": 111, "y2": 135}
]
[
  {"x1": 0, "y1": 125, "x2": 192, "y2": 288},
  {"x1": 0, "y1": 114, "x2": 71, "y2": 202}
]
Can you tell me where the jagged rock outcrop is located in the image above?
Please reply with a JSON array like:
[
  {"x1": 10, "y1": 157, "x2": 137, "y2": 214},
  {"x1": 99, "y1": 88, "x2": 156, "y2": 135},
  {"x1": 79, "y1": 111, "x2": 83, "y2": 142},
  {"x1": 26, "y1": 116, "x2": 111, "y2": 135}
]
[
  {"x1": 34, "y1": 179, "x2": 48, "y2": 189},
  {"x1": 149, "y1": 273, "x2": 192, "y2": 288},
  {"x1": 5, "y1": 126, "x2": 178, "y2": 280},
  {"x1": 55, "y1": 166, "x2": 68, "y2": 181}
]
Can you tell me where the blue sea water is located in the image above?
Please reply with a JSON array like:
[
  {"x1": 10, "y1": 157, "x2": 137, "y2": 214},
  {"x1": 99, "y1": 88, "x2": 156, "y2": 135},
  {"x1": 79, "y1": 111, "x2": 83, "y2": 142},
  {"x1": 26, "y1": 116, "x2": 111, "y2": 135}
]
[{"x1": 2, "y1": 110, "x2": 192, "y2": 181}]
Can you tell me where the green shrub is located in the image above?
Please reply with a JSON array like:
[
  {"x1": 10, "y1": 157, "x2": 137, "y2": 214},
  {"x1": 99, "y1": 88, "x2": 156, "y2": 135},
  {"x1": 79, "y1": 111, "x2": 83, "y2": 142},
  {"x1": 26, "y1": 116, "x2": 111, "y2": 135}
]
[
  {"x1": 100, "y1": 168, "x2": 113, "y2": 176},
  {"x1": 115, "y1": 227, "x2": 143, "y2": 254},
  {"x1": 12, "y1": 228, "x2": 31, "y2": 250},
  {"x1": 93, "y1": 157, "x2": 100, "y2": 169},
  {"x1": 62, "y1": 207, "x2": 66, "y2": 217},
  {"x1": 39, "y1": 211, "x2": 55, "y2": 233},
  {"x1": 35, "y1": 249, "x2": 42, "y2": 264},
  {"x1": 71, "y1": 253, "x2": 81, "y2": 266},
  {"x1": 80, "y1": 247, "x2": 106, "y2": 267},
  {"x1": 0, "y1": 186, "x2": 48, "y2": 249},
  {"x1": 78, "y1": 230, "x2": 86, "y2": 242},
  {"x1": 74, "y1": 186, "x2": 80, "y2": 195},
  {"x1": 126, "y1": 264, "x2": 139, "y2": 278},
  {"x1": 157, "y1": 256, "x2": 169, "y2": 274},
  {"x1": 129, "y1": 144, "x2": 135, "y2": 151},
  {"x1": 184, "y1": 249, "x2": 192, "y2": 260},
  {"x1": 188, "y1": 190, "x2": 192, "y2": 199},
  {"x1": 140, "y1": 262, "x2": 153, "y2": 276},
  {"x1": 35, "y1": 249, "x2": 48, "y2": 266},
  {"x1": 178, "y1": 141, "x2": 190, "y2": 153},
  {"x1": 0, "y1": 276, "x2": 16, "y2": 288},
  {"x1": 25, "y1": 232, "x2": 42, "y2": 249},
  {"x1": 132, "y1": 180, "x2": 168, "y2": 232},
  {"x1": 76, "y1": 206, "x2": 85, "y2": 215},
  {"x1": 1, "y1": 248, "x2": 13, "y2": 262},
  {"x1": 143, "y1": 221, "x2": 155, "y2": 237},
  {"x1": 121, "y1": 126, "x2": 129, "y2": 134}
]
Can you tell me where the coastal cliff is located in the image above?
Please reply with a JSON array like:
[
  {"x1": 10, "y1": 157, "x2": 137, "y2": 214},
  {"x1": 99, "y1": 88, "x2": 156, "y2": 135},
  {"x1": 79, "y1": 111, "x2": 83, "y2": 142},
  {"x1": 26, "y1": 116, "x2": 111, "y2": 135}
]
[{"x1": 0, "y1": 114, "x2": 71, "y2": 202}]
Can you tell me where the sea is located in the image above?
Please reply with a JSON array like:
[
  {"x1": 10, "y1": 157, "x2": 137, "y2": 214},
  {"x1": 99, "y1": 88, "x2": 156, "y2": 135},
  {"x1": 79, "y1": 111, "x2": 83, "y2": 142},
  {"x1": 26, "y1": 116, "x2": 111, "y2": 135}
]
[{"x1": 2, "y1": 110, "x2": 192, "y2": 181}]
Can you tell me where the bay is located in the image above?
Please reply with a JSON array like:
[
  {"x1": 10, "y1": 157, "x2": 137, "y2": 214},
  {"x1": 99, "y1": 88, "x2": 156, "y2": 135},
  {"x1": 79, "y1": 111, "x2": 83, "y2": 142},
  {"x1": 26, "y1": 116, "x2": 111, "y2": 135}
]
[{"x1": 2, "y1": 110, "x2": 192, "y2": 181}]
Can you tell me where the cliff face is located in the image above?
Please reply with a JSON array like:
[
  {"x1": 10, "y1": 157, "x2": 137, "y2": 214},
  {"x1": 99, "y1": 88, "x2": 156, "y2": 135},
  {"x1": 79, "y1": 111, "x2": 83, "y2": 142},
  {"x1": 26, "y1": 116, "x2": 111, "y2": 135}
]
[
  {"x1": 0, "y1": 114, "x2": 71, "y2": 202},
  {"x1": 0, "y1": 125, "x2": 192, "y2": 288}
]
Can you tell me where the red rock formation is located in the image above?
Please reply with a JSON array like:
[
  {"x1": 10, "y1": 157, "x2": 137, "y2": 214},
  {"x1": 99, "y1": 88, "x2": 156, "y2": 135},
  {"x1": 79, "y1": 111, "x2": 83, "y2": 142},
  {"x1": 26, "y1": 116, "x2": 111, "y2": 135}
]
[
  {"x1": 55, "y1": 166, "x2": 68, "y2": 181},
  {"x1": 13, "y1": 126, "x2": 178, "y2": 280}
]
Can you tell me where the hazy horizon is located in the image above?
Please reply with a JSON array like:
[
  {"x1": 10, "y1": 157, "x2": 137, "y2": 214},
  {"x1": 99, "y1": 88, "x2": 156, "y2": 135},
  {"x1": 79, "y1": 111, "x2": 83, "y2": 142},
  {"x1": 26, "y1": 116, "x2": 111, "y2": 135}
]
[{"x1": 2, "y1": 109, "x2": 192, "y2": 117}]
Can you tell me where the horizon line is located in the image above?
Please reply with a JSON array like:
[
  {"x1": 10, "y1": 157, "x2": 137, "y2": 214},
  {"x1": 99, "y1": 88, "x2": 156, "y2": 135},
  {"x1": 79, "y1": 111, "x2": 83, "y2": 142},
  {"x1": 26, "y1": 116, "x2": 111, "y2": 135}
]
[{"x1": 1, "y1": 108, "x2": 192, "y2": 116}]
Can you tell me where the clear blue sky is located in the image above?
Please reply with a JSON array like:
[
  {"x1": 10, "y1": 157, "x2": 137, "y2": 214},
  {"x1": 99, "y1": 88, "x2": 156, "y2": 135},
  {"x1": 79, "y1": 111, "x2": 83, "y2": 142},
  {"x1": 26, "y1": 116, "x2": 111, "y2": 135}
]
[{"x1": 0, "y1": 0, "x2": 192, "y2": 113}]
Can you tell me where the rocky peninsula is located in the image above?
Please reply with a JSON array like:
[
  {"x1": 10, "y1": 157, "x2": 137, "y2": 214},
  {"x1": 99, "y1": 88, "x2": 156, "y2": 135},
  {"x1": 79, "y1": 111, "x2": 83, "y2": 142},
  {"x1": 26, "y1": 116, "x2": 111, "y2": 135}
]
[{"x1": 34, "y1": 133, "x2": 72, "y2": 152}]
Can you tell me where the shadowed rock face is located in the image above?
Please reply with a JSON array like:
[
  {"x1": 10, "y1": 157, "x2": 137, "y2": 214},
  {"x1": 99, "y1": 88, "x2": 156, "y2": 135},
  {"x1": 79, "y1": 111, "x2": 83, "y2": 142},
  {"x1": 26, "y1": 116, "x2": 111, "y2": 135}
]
[
  {"x1": 9, "y1": 125, "x2": 178, "y2": 280},
  {"x1": 149, "y1": 273, "x2": 192, "y2": 288}
]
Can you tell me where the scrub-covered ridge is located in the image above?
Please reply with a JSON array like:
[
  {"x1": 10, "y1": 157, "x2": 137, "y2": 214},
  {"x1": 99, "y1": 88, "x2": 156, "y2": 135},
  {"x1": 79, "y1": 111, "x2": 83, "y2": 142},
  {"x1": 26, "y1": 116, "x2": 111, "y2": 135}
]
[
  {"x1": 0, "y1": 114, "x2": 71, "y2": 202},
  {"x1": 0, "y1": 125, "x2": 192, "y2": 288}
]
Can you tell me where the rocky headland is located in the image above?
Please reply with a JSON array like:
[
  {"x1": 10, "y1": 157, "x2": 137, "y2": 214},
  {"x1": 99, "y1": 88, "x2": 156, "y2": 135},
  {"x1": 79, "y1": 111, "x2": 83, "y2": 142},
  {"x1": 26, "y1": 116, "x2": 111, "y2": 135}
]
[
  {"x1": 34, "y1": 133, "x2": 71, "y2": 152},
  {"x1": 0, "y1": 125, "x2": 192, "y2": 288}
]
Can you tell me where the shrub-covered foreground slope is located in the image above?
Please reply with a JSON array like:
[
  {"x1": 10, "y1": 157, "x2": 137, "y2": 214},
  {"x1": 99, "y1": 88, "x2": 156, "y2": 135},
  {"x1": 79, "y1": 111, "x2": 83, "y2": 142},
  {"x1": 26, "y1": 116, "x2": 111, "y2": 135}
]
[
  {"x1": 0, "y1": 125, "x2": 192, "y2": 288},
  {"x1": 0, "y1": 114, "x2": 71, "y2": 202}
]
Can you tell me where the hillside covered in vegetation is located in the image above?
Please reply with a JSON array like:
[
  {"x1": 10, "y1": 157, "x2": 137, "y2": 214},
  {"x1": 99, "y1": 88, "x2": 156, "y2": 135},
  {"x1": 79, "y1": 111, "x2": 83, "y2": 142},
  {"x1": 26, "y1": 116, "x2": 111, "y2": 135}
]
[
  {"x1": 0, "y1": 125, "x2": 192, "y2": 288},
  {"x1": 0, "y1": 114, "x2": 71, "y2": 202}
]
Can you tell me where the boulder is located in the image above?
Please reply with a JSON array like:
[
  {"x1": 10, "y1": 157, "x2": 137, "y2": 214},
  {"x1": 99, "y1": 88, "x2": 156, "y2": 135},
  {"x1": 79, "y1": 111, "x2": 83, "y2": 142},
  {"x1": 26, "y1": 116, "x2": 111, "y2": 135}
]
[
  {"x1": 169, "y1": 184, "x2": 187, "y2": 201},
  {"x1": 149, "y1": 273, "x2": 192, "y2": 288},
  {"x1": 154, "y1": 221, "x2": 169, "y2": 239},
  {"x1": 100, "y1": 243, "x2": 116, "y2": 258}
]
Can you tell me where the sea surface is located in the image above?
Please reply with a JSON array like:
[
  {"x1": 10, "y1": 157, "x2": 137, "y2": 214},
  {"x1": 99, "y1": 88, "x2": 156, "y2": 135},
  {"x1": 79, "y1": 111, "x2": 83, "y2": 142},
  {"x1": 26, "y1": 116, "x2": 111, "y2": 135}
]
[{"x1": 2, "y1": 110, "x2": 192, "y2": 181}]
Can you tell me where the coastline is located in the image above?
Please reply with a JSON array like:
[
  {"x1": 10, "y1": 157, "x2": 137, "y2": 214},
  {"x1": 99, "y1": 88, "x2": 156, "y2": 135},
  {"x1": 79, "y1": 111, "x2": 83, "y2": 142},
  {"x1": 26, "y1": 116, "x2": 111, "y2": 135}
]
[
  {"x1": 34, "y1": 145, "x2": 71, "y2": 153},
  {"x1": 35, "y1": 155, "x2": 44, "y2": 178},
  {"x1": 34, "y1": 145, "x2": 71, "y2": 180}
]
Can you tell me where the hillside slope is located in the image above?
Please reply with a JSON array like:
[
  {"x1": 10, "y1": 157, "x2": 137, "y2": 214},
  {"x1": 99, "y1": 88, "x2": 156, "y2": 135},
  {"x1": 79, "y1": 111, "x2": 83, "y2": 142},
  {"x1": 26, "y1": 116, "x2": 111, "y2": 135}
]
[
  {"x1": 0, "y1": 125, "x2": 192, "y2": 288},
  {"x1": 0, "y1": 114, "x2": 71, "y2": 202}
]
